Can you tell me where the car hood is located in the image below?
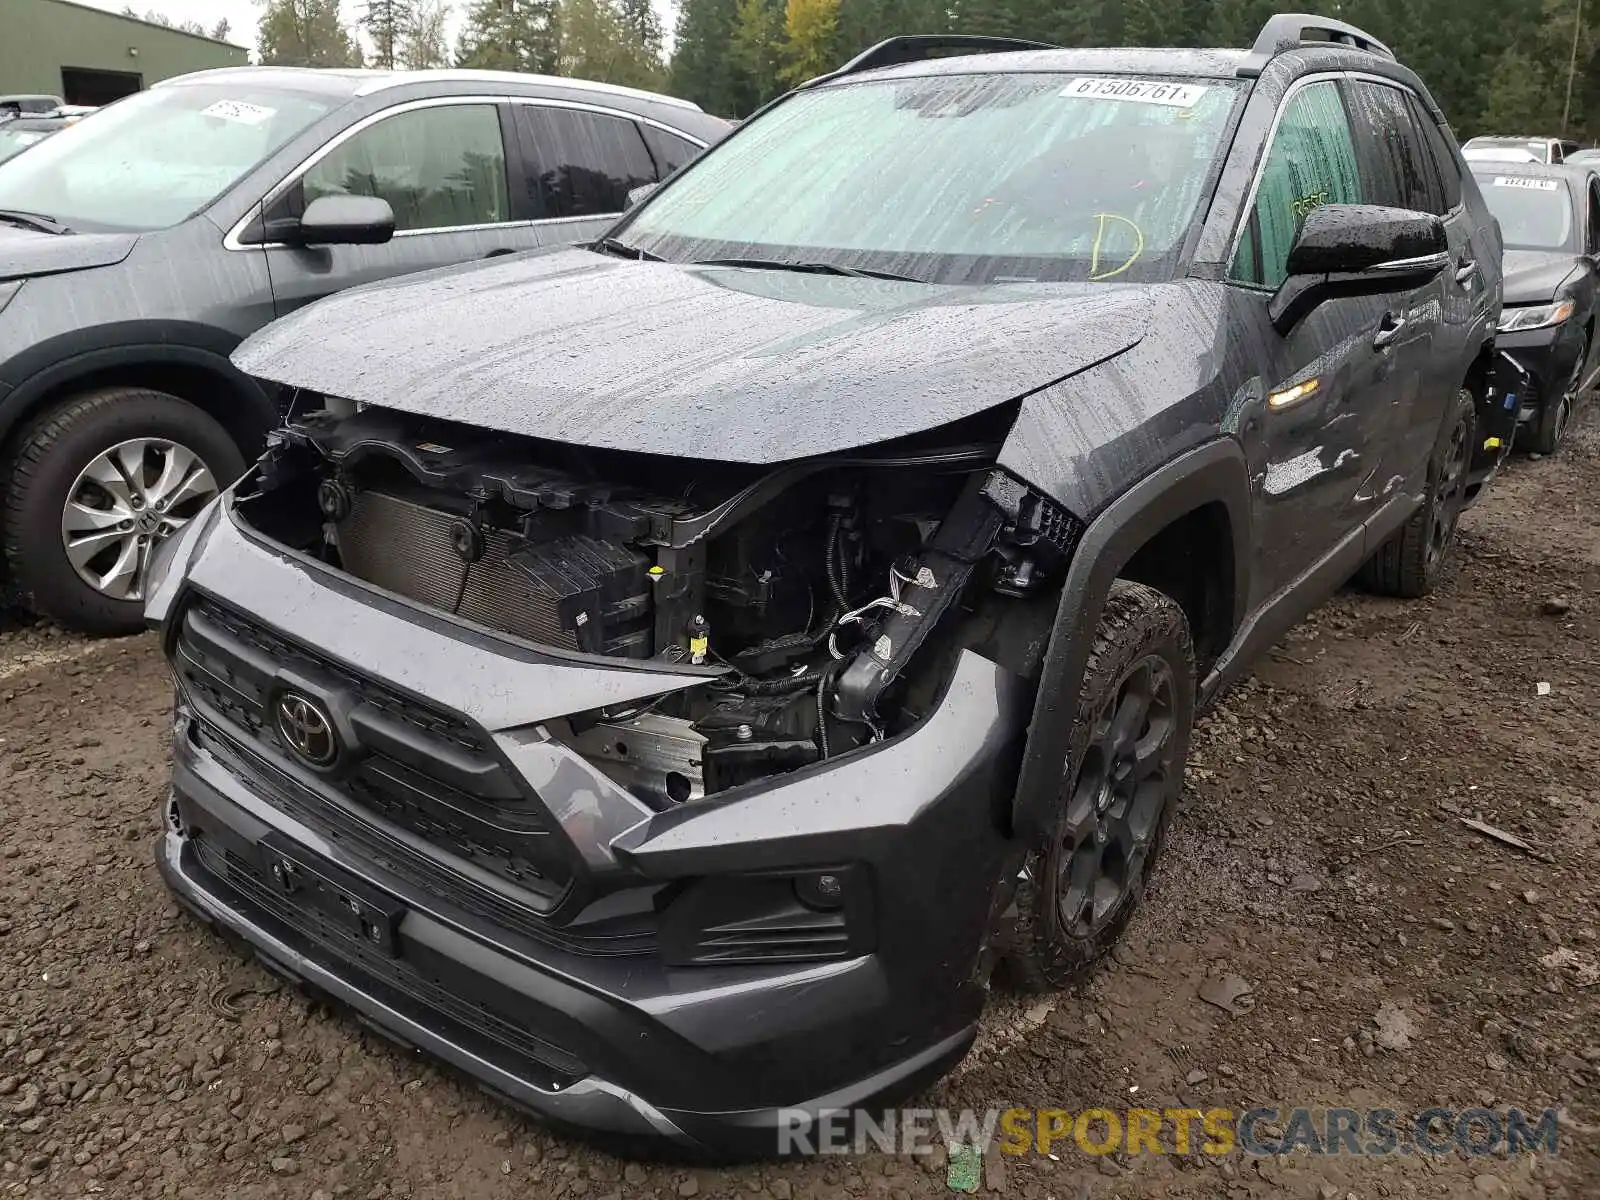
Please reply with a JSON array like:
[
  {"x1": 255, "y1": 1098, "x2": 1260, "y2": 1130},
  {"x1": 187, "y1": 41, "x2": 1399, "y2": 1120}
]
[
  {"x1": 1502, "y1": 250, "x2": 1582, "y2": 306},
  {"x1": 233, "y1": 247, "x2": 1151, "y2": 463},
  {"x1": 0, "y1": 222, "x2": 139, "y2": 281}
]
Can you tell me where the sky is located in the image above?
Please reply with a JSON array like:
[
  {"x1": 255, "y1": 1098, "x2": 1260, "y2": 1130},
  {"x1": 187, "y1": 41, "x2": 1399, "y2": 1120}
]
[{"x1": 74, "y1": 0, "x2": 676, "y2": 59}]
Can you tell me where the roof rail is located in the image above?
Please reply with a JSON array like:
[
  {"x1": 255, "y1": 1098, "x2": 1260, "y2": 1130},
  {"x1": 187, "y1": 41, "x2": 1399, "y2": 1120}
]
[
  {"x1": 1237, "y1": 13, "x2": 1395, "y2": 77},
  {"x1": 808, "y1": 34, "x2": 1058, "y2": 86}
]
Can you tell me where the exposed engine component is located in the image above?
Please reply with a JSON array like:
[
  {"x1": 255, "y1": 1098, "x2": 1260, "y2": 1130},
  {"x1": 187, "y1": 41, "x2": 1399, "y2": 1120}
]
[{"x1": 237, "y1": 408, "x2": 1081, "y2": 803}]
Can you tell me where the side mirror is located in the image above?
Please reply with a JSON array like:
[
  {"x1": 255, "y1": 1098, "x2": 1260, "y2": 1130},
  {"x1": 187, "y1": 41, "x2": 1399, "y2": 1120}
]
[
  {"x1": 1270, "y1": 204, "x2": 1448, "y2": 334},
  {"x1": 625, "y1": 182, "x2": 659, "y2": 210},
  {"x1": 291, "y1": 194, "x2": 396, "y2": 246}
]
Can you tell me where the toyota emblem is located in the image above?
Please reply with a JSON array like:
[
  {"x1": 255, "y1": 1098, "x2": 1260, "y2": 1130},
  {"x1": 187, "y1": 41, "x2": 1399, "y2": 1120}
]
[{"x1": 275, "y1": 692, "x2": 339, "y2": 767}]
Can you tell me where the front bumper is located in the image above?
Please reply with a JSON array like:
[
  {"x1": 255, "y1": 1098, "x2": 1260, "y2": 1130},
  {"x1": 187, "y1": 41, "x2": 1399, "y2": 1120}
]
[
  {"x1": 153, "y1": 504, "x2": 1025, "y2": 1156},
  {"x1": 1497, "y1": 319, "x2": 1589, "y2": 423}
]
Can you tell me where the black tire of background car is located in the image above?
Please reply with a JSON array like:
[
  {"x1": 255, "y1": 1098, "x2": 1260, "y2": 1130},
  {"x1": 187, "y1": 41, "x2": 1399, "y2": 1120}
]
[
  {"x1": 1528, "y1": 333, "x2": 1589, "y2": 456},
  {"x1": 997, "y1": 579, "x2": 1195, "y2": 993},
  {"x1": 1357, "y1": 387, "x2": 1476, "y2": 600},
  {"x1": 1, "y1": 388, "x2": 244, "y2": 635}
]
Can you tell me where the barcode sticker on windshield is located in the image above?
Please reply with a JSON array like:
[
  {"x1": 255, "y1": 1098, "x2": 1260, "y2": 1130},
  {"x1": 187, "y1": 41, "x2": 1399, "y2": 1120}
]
[
  {"x1": 200, "y1": 100, "x2": 277, "y2": 125},
  {"x1": 1061, "y1": 78, "x2": 1209, "y2": 108},
  {"x1": 1494, "y1": 176, "x2": 1561, "y2": 191}
]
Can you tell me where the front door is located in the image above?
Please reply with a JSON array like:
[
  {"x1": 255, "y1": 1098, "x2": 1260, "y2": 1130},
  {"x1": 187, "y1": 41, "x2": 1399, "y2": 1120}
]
[
  {"x1": 1228, "y1": 78, "x2": 1407, "y2": 609},
  {"x1": 259, "y1": 100, "x2": 535, "y2": 317}
]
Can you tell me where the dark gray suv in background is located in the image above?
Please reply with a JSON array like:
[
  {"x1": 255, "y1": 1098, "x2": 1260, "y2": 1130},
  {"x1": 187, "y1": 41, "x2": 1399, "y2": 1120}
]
[{"x1": 0, "y1": 67, "x2": 726, "y2": 633}]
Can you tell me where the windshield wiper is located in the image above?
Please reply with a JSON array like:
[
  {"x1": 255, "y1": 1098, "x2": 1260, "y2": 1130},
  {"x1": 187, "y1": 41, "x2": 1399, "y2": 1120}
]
[
  {"x1": 691, "y1": 257, "x2": 923, "y2": 282},
  {"x1": 0, "y1": 208, "x2": 72, "y2": 235},
  {"x1": 592, "y1": 236, "x2": 663, "y2": 262}
]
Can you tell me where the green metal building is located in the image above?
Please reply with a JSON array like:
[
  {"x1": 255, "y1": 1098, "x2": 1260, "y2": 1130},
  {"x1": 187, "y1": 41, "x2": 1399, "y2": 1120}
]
[{"x1": 0, "y1": 0, "x2": 248, "y2": 106}]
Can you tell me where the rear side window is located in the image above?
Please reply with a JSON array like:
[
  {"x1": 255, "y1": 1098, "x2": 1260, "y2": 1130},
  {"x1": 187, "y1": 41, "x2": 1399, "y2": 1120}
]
[
  {"x1": 1404, "y1": 94, "x2": 1463, "y2": 211},
  {"x1": 303, "y1": 103, "x2": 510, "y2": 232},
  {"x1": 1587, "y1": 178, "x2": 1600, "y2": 253},
  {"x1": 1231, "y1": 81, "x2": 1361, "y2": 289},
  {"x1": 640, "y1": 124, "x2": 702, "y2": 179},
  {"x1": 1343, "y1": 81, "x2": 1444, "y2": 215},
  {"x1": 518, "y1": 106, "x2": 657, "y2": 219}
]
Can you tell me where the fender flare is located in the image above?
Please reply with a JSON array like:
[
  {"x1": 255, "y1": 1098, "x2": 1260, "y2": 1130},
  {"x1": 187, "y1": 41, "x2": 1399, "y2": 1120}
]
[
  {"x1": 1011, "y1": 438, "x2": 1253, "y2": 843},
  {"x1": 0, "y1": 329, "x2": 276, "y2": 452}
]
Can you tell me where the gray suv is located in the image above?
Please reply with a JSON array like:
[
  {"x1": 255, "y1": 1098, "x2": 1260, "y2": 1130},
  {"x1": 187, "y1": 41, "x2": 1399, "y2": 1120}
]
[{"x1": 0, "y1": 67, "x2": 726, "y2": 633}]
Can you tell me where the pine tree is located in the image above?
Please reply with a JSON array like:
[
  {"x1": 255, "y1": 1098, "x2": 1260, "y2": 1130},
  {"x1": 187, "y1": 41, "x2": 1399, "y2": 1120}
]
[
  {"x1": 363, "y1": 0, "x2": 406, "y2": 68},
  {"x1": 399, "y1": 0, "x2": 452, "y2": 68},
  {"x1": 210, "y1": 17, "x2": 232, "y2": 41},
  {"x1": 259, "y1": 0, "x2": 364, "y2": 66},
  {"x1": 557, "y1": 0, "x2": 666, "y2": 87},
  {"x1": 730, "y1": 0, "x2": 785, "y2": 104},
  {"x1": 455, "y1": 0, "x2": 561, "y2": 74},
  {"x1": 669, "y1": 0, "x2": 751, "y2": 114}
]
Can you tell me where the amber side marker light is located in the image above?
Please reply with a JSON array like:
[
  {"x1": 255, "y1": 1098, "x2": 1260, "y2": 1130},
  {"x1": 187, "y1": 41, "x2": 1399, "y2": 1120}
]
[{"x1": 1269, "y1": 378, "x2": 1321, "y2": 409}]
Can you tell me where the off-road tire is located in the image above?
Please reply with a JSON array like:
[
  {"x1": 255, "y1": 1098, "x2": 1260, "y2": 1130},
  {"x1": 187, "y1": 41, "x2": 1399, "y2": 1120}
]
[
  {"x1": 1358, "y1": 387, "x2": 1475, "y2": 600},
  {"x1": 997, "y1": 580, "x2": 1196, "y2": 993},
  {"x1": 2, "y1": 388, "x2": 244, "y2": 635}
]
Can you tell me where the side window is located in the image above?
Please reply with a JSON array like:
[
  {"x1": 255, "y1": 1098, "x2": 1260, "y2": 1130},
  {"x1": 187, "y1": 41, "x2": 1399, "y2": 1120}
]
[
  {"x1": 1587, "y1": 179, "x2": 1600, "y2": 254},
  {"x1": 1344, "y1": 81, "x2": 1444, "y2": 215},
  {"x1": 303, "y1": 104, "x2": 510, "y2": 232},
  {"x1": 640, "y1": 124, "x2": 702, "y2": 180},
  {"x1": 1405, "y1": 94, "x2": 1462, "y2": 211},
  {"x1": 1230, "y1": 81, "x2": 1361, "y2": 289},
  {"x1": 522, "y1": 107, "x2": 657, "y2": 218}
]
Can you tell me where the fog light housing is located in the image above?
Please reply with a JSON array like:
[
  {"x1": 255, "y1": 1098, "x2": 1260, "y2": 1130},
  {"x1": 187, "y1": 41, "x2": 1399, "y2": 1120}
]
[{"x1": 794, "y1": 871, "x2": 847, "y2": 911}]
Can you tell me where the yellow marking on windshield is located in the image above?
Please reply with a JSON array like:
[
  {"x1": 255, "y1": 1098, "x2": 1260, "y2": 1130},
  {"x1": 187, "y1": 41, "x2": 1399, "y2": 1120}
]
[{"x1": 1089, "y1": 213, "x2": 1145, "y2": 281}]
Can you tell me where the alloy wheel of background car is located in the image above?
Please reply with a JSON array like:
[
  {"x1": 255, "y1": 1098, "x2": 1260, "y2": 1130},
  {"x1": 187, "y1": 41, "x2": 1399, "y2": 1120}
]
[
  {"x1": 1, "y1": 387, "x2": 245, "y2": 636},
  {"x1": 59, "y1": 436, "x2": 219, "y2": 602},
  {"x1": 998, "y1": 580, "x2": 1195, "y2": 993}
]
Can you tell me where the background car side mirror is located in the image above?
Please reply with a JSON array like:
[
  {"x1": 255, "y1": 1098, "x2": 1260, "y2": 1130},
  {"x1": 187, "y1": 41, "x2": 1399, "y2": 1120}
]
[
  {"x1": 1270, "y1": 204, "x2": 1448, "y2": 334},
  {"x1": 291, "y1": 195, "x2": 396, "y2": 247},
  {"x1": 625, "y1": 182, "x2": 659, "y2": 210}
]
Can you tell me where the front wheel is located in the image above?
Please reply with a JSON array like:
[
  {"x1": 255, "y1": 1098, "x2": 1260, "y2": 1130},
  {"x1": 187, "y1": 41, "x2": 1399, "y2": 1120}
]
[
  {"x1": 2, "y1": 388, "x2": 244, "y2": 635},
  {"x1": 997, "y1": 580, "x2": 1196, "y2": 993},
  {"x1": 1528, "y1": 334, "x2": 1588, "y2": 455}
]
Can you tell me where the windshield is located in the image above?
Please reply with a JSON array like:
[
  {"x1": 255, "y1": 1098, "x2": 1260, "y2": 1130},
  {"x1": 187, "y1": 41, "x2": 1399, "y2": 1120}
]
[
  {"x1": 0, "y1": 127, "x2": 50, "y2": 163},
  {"x1": 0, "y1": 84, "x2": 337, "y2": 232},
  {"x1": 1466, "y1": 138, "x2": 1550, "y2": 163},
  {"x1": 1476, "y1": 173, "x2": 1574, "y2": 251},
  {"x1": 620, "y1": 72, "x2": 1243, "y2": 285}
]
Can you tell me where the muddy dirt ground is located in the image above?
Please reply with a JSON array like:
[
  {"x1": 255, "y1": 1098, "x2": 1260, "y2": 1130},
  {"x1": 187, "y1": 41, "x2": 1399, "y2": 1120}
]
[{"x1": 2, "y1": 417, "x2": 1599, "y2": 1200}]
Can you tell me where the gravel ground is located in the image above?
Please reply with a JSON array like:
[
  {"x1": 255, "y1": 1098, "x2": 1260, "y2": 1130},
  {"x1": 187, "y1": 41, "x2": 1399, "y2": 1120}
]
[{"x1": 2, "y1": 415, "x2": 1599, "y2": 1199}]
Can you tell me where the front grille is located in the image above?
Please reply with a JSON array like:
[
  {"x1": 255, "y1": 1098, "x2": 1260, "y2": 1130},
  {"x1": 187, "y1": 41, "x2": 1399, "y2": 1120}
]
[
  {"x1": 191, "y1": 835, "x2": 588, "y2": 1084},
  {"x1": 173, "y1": 595, "x2": 575, "y2": 904}
]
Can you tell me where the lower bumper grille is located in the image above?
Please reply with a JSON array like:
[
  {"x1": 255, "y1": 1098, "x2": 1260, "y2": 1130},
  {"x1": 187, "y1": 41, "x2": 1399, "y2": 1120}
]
[{"x1": 190, "y1": 834, "x2": 588, "y2": 1083}]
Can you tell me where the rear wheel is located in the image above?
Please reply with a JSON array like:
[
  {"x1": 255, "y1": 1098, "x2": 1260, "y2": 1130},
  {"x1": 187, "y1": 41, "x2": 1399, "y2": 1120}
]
[
  {"x1": 997, "y1": 580, "x2": 1195, "y2": 992},
  {"x1": 2, "y1": 388, "x2": 243, "y2": 635},
  {"x1": 1358, "y1": 387, "x2": 1474, "y2": 599}
]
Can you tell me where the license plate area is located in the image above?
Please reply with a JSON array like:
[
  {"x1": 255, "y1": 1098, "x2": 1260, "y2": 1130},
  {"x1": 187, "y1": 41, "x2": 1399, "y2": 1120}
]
[{"x1": 258, "y1": 832, "x2": 405, "y2": 957}]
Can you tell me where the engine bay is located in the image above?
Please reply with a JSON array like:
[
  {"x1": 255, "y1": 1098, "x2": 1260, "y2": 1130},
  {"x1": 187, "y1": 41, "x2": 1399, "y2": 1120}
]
[{"x1": 236, "y1": 407, "x2": 1080, "y2": 806}]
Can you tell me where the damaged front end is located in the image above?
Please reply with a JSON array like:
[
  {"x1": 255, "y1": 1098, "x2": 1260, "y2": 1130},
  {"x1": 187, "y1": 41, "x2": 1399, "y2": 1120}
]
[
  {"x1": 154, "y1": 400, "x2": 1083, "y2": 1149},
  {"x1": 235, "y1": 405, "x2": 1079, "y2": 808}
]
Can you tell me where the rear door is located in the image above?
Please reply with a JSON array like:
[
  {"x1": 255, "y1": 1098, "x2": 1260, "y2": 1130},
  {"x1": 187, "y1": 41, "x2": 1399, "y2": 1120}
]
[
  {"x1": 509, "y1": 103, "x2": 667, "y2": 248},
  {"x1": 1228, "y1": 77, "x2": 1400, "y2": 606},
  {"x1": 1340, "y1": 79, "x2": 1465, "y2": 497},
  {"x1": 259, "y1": 98, "x2": 531, "y2": 317}
]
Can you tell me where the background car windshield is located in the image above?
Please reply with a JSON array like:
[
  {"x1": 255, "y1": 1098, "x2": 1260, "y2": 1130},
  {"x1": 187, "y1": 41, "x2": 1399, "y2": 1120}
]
[
  {"x1": 1477, "y1": 175, "x2": 1574, "y2": 250},
  {"x1": 622, "y1": 73, "x2": 1242, "y2": 284},
  {"x1": 0, "y1": 84, "x2": 334, "y2": 232},
  {"x1": 0, "y1": 129, "x2": 47, "y2": 162}
]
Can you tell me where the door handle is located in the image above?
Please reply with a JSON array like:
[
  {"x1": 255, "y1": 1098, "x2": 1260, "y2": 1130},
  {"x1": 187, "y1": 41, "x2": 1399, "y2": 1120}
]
[
  {"x1": 1454, "y1": 257, "x2": 1478, "y2": 286},
  {"x1": 1374, "y1": 314, "x2": 1407, "y2": 350}
]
